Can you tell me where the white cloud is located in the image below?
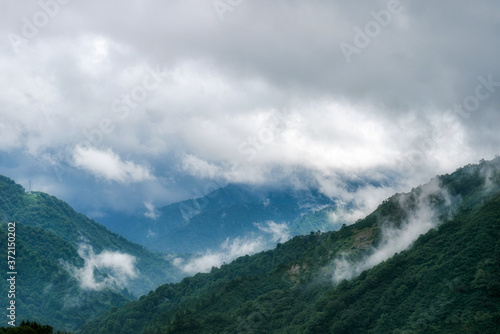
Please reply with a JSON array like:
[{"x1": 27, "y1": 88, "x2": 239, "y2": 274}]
[
  {"x1": 0, "y1": 0, "x2": 498, "y2": 216},
  {"x1": 172, "y1": 221, "x2": 291, "y2": 275},
  {"x1": 72, "y1": 145, "x2": 154, "y2": 183},
  {"x1": 335, "y1": 185, "x2": 402, "y2": 224},
  {"x1": 64, "y1": 244, "x2": 138, "y2": 291},
  {"x1": 181, "y1": 153, "x2": 222, "y2": 179},
  {"x1": 255, "y1": 221, "x2": 290, "y2": 243},
  {"x1": 328, "y1": 202, "x2": 366, "y2": 227},
  {"x1": 173, "y1": 237, "x2": 266, "y2": 275}
]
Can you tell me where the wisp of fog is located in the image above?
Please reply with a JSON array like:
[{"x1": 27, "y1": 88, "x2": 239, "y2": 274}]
[
  {"x1": 63, "y1": 244, "x2": 137, "y2": 291},
  {"x1": 332, "y1": 178, "x2": 453, "y2": 283}
]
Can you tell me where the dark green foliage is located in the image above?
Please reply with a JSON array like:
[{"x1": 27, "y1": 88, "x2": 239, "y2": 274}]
[
  {"x1": 0, "y1": 320, "x2": 71, "y2": 334},
  {"x1": 81, "y1": 158, "x2": 500, "y2": 333},
  {"x1": 0, "y1": 175, "x2": 182, "y2": 294},
  {"x1": 0, "y1": 223, "x2": 130, "y2": 332},
  {"x1": 0, "y1": 175, "x2": 183, "y2": 331}
]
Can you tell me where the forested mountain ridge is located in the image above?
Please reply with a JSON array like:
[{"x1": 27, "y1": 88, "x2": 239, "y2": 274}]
[
  {"x1": 0, "y1": 222, "x2": 130, "y2": 331},
  {"x1": 0, "y1": 175, "x2": 183, "y2": 332},
  {"x1": 0, "y1": 175, "x2": 183, "y2": 294},
  {"x1": 81, "y1": 158, "x2": 500, "y2": 333}
]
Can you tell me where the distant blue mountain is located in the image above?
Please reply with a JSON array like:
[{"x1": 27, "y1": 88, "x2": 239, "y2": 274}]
[{"x1": 98, "y1": 184, "x2": 344, "y2": 254}]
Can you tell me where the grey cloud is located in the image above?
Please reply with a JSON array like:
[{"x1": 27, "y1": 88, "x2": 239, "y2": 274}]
[{"x1": 0, "y1": 0, "x2": 498, "y2": 215}]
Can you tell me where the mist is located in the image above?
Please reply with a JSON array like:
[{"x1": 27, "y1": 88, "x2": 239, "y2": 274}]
[
  {"x1": 332, "y1": 178, "x2": 453, "y2": 283},
  {"x1": 255, "y1": 221, "x2": 291, "y2": 243},
  {"x1": 172, "y1": 221, "x2": 290, "y2": 275},
  {"x1": 63, "y1": 244, "x2": 138, "y2": 291}
]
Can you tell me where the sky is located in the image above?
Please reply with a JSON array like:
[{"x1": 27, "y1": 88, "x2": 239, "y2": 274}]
[{"x1": 0, "y1": 0, "x2": 499, "y2": 219}]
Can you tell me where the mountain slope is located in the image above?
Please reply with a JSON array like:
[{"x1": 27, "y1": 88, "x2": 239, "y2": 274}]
[
  {"x1": 0, "y1": 175, "x2": 183, "y2": 331},
  {"x1": 0, "y1": 175, "x2": 182, "y2": 295},
  {"x1": 81, "y1": 158, "x2": 500, "y2": 333},
  {"x1": 0, "y1": 222, "x2": 131, "y2": 331}
]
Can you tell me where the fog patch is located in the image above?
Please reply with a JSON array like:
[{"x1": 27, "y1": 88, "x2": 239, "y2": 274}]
[
  {"x1": 328, "y1": 200, "x2": 366, "y2": 227},
  {"x1": 173, "y1": 221, "x2": 291, "y2": 275},
  {"x1": 172, "y1": 237, "x2": 266, "y2": 275},
  {"x1": 332, "y1": 178, "x2": 453, "y2": 283},
  {"x1": 479, "y1": 159, "x2": 500, "y2": 192},
  {"x1": 64, "y1": 244, "x2": 137, "y2": 291},
  {"x1": 318, "y1": 178, "x2": 400, "y2": 228},
  {"x1": 255, "y1": 221, "x2": 290, "y2": 243}
]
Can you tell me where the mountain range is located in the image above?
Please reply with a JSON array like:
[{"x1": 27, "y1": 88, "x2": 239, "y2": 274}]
[
  {"x1": 0, "y1": 175, "x2": 183, "y2": 332},
  {"x1": 98, "y1": 183, "x2": 344, "y2": 254},
  {"x1": 0, "y1": 173, "x2": 344, "y2": 332},
  {"x1": 81, "y1": 158, "x2": 500, "y2": 333},
  {"x1": 1, "y1": 158, "x2": 499, "y2": 333}
]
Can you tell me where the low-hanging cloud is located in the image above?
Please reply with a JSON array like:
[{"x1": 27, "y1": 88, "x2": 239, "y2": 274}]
[
  {"x1": 325, "y1": 184, "x2": 399, "y2": 229},
  {"x1": 64, "y1": 244, "x2": 138, "y2": 291},
  {"x1": 172, "y1": 221, "x2": 291, "y2": 275},
  {"x1": 172, "y1": 237, "x2": 265, "y2": 275},
  {"x1": 332, "y1": 178, "x2": 453, "y2": 282},
  {"x1": 255, "y1": 221, "x2": 290, "y2": 243},
  {"x1": 72, "y1": 145, "x2": 155, "y2": 183}
]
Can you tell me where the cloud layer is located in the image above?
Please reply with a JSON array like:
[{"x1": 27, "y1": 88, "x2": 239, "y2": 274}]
[
  {"x1": 73, "y1": 146, "x2": 154, "y2": 183},
  {"x1": 0, "y1": 0, "x2": 498, "y2": 216}
]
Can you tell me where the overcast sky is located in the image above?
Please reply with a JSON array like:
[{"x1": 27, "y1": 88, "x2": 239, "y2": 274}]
[{"x1": 0, "y1": 0, "x2": 499, "y2": 218}]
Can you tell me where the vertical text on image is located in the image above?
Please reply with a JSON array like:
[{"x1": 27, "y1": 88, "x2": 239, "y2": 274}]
[{"x1": 6, "y1": 222, "x2": 17, "y2": 327}]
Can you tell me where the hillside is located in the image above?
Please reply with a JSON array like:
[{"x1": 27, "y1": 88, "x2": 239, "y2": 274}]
[
  {"x1": 81, "y1": 158, "x2": 500, "y2": 333},
  {"x1": 0, "y1": 175, "x2": 183, "y2": 331},
  {"x1": 0, "y1": 222, "x2": 130, "y2": 331}
]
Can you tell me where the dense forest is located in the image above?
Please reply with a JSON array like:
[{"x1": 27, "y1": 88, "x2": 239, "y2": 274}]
[
  {"x1": 1, "y1": 159, "x2": 499, "y2": 332},
  {"x1": 0, "y1": 175, "x2": 182, "y2": 294},
  {"x1": 0, "y1": 222, "x2": 131, "y2": 331},
  {"x1": 80, "y1": 159, "x2": 500, "y2": 333},
  {"x1": 0, "y1": 175, "x2": 182, "y2": 331},
  {"x1": 0, "y1": 320, "x2": 72, "y2": 334}
]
